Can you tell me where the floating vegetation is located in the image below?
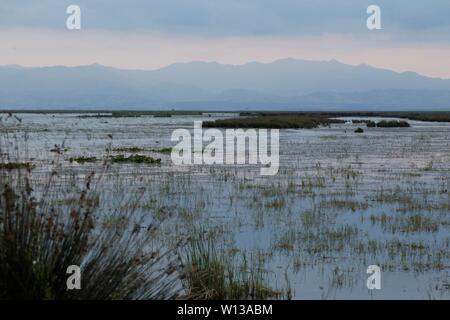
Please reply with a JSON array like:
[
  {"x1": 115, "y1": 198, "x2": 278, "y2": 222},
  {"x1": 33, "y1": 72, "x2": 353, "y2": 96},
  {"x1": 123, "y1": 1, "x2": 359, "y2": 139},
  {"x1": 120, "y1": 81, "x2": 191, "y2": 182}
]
[
  {"x1": 110, "y1": 154, "x2": 161, "y2": 164},
  {"x1": 0, "y1": 162, "x2": 33, "y2": 170},
  {"x1": 70, "y1": 156, "x2": 97, "y2": 164},
  {"x1": 113, "y1": 146, "x2": 144, "y2": 152},
  {"x1": 151, "y1": 148, "x2": 173, "y2": 154}
]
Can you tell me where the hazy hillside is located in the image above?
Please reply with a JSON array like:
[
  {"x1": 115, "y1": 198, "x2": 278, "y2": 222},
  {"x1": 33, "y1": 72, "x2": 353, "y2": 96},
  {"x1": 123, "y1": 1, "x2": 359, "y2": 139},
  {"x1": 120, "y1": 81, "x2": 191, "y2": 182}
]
[{"x1": 1, "y1": 59, "x2": 450, "y2": 110}]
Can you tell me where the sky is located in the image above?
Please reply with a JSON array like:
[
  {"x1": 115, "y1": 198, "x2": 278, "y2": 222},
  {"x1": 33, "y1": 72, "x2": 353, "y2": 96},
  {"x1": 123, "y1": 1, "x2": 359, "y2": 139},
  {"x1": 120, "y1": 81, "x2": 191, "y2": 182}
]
[{"x1": 1, "y1": 0, "x2": 450, "y2": 78}]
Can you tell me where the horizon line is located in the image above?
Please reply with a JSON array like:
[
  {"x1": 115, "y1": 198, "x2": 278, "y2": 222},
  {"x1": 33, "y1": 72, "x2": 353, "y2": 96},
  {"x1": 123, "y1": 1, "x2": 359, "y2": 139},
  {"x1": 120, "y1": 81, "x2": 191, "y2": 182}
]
[{"x1": 2, "y1": 57, "x2": 448, "y2": 81}]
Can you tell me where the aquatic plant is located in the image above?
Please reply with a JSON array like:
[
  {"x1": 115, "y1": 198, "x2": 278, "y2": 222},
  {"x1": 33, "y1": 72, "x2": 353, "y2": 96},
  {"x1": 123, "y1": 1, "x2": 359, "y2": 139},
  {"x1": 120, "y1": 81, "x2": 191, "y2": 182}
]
[
  {"x1": 376, "y1": 120, "x2": 410, "y2": 128},
  {"x1": 0, "y1": 135, "x2": 181, "y2": 300},
  {"x1": 204, "y1": 114, "x2": 345, "y2": 129},
  {"x1": 0, "y1": 162, "x2": 33, "y2": 170},
  {"x1": 70, "y1": 156, "x2": 97, "y2": 164},
  {"x1": 151, "y1": 148, "x2": 173, "y2": 154},
  {"x1": 110, "y1": 154, "x2": 161, "y2": 164},
  {"x1": 184, "y1": 233, "x2": 282, "y2": 300},
  {"x1": 112, "y1": 146, "x2": 144, "y2": 152}
]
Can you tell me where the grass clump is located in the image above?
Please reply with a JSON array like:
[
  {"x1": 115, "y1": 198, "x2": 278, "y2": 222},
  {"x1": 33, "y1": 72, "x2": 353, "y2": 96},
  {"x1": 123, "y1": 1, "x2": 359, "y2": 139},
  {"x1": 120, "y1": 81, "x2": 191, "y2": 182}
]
[
  {"x1": 110, "y1": 154, "x2": 161, "y2": 164},
  {"x1": 153, "y1": 113, "x2": 173, "y2": 118},
  {"x1": 0, "y1": 152, "x2": 181, "y2": 299},
  {"x1": 70, "y1": 156, "x2": 97, "y2": 164},
  {"x1": 113, "y1": 146, "x2": 144, "y2": 152},
  {"x1": 151, "y1": 148, "x2": 173, "y2": 154},
  {"x1": 111, "y1": 112, "x2": 143, "y2": 118},
  {"x1": 0, "y1": 162, "x2": 33, "y2": 170},
  {"x1": 374, "y1": 112, "x2": 450, "y2": 122},
  {"x1": 184, "y1": 235, "x2": 282, "y2": 300},
  {"x1": 376, "y1": 120, "x2": 410, "y2": 128},
  {"x1": 204, "y1": 114, "x2": 344, "y2": 129},
  {"x1": 352, "y1": 120, "x2": 371, "y2": 124}
]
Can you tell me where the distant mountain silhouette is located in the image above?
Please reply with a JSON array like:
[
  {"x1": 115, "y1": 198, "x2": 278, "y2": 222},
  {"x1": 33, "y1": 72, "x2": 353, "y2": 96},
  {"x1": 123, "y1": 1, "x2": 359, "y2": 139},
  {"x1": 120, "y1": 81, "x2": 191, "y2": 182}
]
[{"x1": 1, "y1": 59, "x2": 450, "y2": 110}]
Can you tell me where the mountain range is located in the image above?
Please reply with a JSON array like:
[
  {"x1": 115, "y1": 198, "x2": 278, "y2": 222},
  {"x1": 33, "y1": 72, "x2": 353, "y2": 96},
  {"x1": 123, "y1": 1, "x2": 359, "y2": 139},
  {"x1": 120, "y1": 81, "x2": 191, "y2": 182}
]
[{"x1": 1, "y1": 58, "x2": 450, "y2": 110}]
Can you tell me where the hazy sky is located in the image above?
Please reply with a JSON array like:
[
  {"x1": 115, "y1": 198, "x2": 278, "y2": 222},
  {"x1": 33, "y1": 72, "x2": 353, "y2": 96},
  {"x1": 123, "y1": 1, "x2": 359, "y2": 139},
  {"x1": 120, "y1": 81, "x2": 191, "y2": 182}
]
[{"x1": 1, "y1": 0, "x2": 450, "y2": 78}]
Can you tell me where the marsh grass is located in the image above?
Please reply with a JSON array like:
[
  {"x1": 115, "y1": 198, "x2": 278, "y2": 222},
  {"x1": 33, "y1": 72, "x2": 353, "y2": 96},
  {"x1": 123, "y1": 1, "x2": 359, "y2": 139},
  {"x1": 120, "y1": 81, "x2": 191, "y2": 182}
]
[
  {"x1": 110, "y1": 154, "x2": 161, "y2": 164},
  {"x1": 204, "y1": 114, "x2": 345, "y2": 129},
  {"x1": 3, "y1": 111, "x2": 450, "y2": 298},
  {"x1": 0, "y1": 132, "x2": 182, "y2": 299},
  {"x1": 113, "y1": 147, "x2": 144, "y2": 152},
  {"x1": 151, "y1": 148, "x2": 173, "y2": 154},
  {"x1": 320, "y1": 199, "x2": 369, "y2": 212},
  {"x1": 184, "y1": 234, "x2": 283, "y2": 300},
  {"x1": 376, "y1": 120, "x2": 410, "y2": 128},
  {"x1": 0, "y1": 172, "x2": 183, "y2": 299},
  {"x1": 0, "y1": 162, "x2": 34, "y2": 170},
  {"x1": 70, "y1": 156, "x2": 97, "y2": 164}
]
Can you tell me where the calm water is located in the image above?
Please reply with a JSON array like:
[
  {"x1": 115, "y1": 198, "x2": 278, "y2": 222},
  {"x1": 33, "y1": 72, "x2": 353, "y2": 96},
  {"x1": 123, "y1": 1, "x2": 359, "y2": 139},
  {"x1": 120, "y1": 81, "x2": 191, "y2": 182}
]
[{"x1": 1, "y1": 112, "x2": 450, "y2": 299}]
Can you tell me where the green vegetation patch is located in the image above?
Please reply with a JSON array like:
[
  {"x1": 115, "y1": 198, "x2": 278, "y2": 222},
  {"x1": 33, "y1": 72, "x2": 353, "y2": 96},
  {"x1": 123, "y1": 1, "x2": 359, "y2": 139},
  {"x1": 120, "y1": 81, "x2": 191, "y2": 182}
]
[
  {"x1": 153, "y1": 112, "x2": 173, "y2": 118},
  {"x1": 110, "y1": 154, "x2": 161, "y2": 164},
  {"x1": 151, "y1": 148, "x2": 173, "y2": 154},
  {"x1": 0, "y1": 162, "x2": 33, "y2": 170},
  {"x1": 78, "y1": 111, "x2": 204, "y2": 118},
  {"x1": 185, "y1": 235, "x2": 284, "y2": 300},
  {"x1": 204, "y1": 114, "x2": 345, "y2": 129},
  {"x1": 113, "y1": 146, "x2": 144, "y2": 152},
  {"x1": 376, "y1": 120, "x2": 410, "y2": 128},
  {"x1": 70, "y1": 156, "x2": 97, "y2": 164}
]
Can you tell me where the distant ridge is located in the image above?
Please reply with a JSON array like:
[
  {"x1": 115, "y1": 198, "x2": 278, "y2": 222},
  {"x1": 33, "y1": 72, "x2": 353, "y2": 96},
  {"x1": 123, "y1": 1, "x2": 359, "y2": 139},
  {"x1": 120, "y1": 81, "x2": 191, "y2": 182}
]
[{"x1": 1, "y1": 59, "x2": 450, "y2": 110}]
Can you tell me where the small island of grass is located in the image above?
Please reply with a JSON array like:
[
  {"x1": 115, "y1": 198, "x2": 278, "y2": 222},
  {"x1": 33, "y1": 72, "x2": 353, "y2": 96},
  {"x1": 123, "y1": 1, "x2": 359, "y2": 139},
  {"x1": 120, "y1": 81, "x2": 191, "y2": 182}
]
[
  {"x1": 70, "y1": 156, "x2": 97, "y2": 164},
  {"x1": 110, "y1": 154, "x2": 161, "y2": 164},
  {"x1": 0, "y1": 162, "x2": 34, "y2": 170},
  {"x1": 113, "y1": 146, "x2": 144, "y2": 152},
  {"x1": 204, "y1": 114, "x2": 345, "y2": 129},
  {"x1": 376, "y1": 120, "x2": 410, "y2": 128}
]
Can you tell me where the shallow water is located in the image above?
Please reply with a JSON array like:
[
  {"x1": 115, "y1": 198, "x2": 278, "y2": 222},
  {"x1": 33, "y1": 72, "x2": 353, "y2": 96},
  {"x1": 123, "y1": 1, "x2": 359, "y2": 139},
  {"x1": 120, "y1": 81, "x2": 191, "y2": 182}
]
[{"x1": 1, "y1": 112, "x2": 449, "y2": 299}]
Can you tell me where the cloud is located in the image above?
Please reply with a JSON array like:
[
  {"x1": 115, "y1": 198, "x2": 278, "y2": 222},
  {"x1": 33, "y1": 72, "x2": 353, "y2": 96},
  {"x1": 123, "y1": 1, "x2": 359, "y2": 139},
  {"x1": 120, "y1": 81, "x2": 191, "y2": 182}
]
[
  {"x1": 0, "y1": 0, "x2": 450, "y2": 41},
  {"x1": 1, "y1": 1, "x2": 450, "y2": 78}
]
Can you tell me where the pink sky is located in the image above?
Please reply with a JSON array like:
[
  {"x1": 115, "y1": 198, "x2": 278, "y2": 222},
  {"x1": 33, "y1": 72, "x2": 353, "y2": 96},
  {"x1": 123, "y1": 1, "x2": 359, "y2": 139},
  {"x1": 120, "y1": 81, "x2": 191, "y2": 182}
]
[{"x1": 2, "y1": 28, "x2": 450, "y2": 79}]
